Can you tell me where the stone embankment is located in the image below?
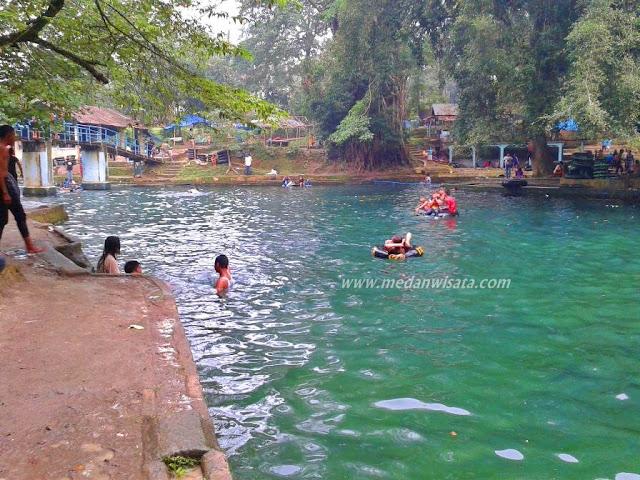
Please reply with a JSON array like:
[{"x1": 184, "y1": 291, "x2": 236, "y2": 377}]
[{"x1": 0, "y1": 207, "x2": 231, "y2": 480}]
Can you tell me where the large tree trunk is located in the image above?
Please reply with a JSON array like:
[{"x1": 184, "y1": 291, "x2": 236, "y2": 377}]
[{"x1": 532, "y1": 133, "x2": 555, "y2": 177}]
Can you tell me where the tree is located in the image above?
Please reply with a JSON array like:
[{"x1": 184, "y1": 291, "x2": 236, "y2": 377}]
[
  {"x1": 0, "y1": 0, "x2": 288, "y2": 124},
  {"x1": 553, "y1": 0, "x2": 640, "y2": 140},
  {"x1": 303, "y1": 0, "x2": 431, "y2": 169},
  {"x1": 442, "y1": 0, "x2": 639, "y2": 176},
  {"x1": 224, "y1": 0, "x2": 332, "y2": 110},
  {"x1": 442, "y1": 1, "x2": 583, "y2": 175}
]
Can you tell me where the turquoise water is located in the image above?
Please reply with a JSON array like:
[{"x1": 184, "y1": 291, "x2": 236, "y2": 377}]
[{"x1": 40, "y1": 185, "x2": 640, "y2": 479}]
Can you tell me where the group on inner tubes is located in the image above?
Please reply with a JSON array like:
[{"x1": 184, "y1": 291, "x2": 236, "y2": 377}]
[
  {"x1": 414, "y1": 187, "x2": 458, "y2": 218},
  {"x1": 372, "y1": 188, "x2": 458, "y2": 260},
  {"x1": 282, "y1": 175, "x2": 311, "y2": 187}
]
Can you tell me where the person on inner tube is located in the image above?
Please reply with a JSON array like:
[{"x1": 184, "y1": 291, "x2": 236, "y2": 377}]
[
  {"x1": 414, "y1": 197, "x2": 430, "y2": 214},
  {"x1": 424, "y1": 192, "x2": 441, "y2": 215},
  {"x1": 439, "y1": 189, "x2": 458, "y2": 215},
  {"x1": 384, "y1": 233, "x2": 413, "y2": 255}
]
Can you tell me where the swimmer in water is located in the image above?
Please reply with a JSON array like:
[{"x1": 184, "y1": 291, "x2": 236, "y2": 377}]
[{"x1": 214, "y1": 254, "x2": 233, "y2": 294}]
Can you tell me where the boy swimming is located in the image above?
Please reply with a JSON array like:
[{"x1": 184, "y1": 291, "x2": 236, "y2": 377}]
[{"x1": 214, "y1": 254, "x2": 233, "y2": 293}]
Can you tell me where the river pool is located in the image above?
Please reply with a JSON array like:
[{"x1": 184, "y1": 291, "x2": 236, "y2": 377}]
[{"x1": 38, "y1": 185, "x2": 639, "y2": 479}]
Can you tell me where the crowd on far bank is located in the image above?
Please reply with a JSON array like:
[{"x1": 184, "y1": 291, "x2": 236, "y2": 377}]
[
  {"x1": 551, "y1": 148, "x2": 637, "y2": 178},
  {"x1": 599, "y1": 148, "x2": 636, "y2": 174}
]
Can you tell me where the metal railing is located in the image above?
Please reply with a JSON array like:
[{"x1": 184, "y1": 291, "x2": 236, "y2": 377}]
[{"x1": 15, "y1": 123, "x2": 155, "y2": 158}]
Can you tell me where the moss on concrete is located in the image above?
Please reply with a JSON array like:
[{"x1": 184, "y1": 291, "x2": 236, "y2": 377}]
[{"x1": 27, "y1": 205, "x2": 69, "y2": 224}]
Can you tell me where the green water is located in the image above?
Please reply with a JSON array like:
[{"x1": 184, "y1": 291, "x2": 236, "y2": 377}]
[{"x1": 43, "y1": 185, "x2": 640, "y2": 479}]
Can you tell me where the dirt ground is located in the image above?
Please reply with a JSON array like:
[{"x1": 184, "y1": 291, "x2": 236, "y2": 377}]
[{"x1": 0, "y1": 215, "x2": 229, "y2": 480}]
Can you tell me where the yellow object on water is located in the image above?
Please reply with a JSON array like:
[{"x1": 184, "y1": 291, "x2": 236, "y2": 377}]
[
  {"x1": 389, "y1": 254, "x2": 406, "y2": 261},
  {"x1": 415, "y1": 246, "x2": 424, "y2": 256}
]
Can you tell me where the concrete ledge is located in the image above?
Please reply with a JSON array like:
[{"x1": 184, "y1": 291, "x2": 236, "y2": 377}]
[
  {"x1": 54, "y1": 241, "x2": 93, "y2": 269},
  {"x1": 82, "y1": 182, "x2": 112, "y2": 190},
  {"x1": 560, "y1": 178, "x2": 640, "y2": 190},
  {"x1": 143, "y1": 460, "x2": 170, "y2": 480},
  {"x1": 22, "y1": 186, "x2": 57, "y2": 197},
  {"x1": 202, "y1": 450, "x2": 233, "y2": 480},
  {"x1": 152, "y1": 410, "x2": 212, "y2": 459},
  {"x1": 37, "y1": 243, "x2": 91, "y2": 275}
]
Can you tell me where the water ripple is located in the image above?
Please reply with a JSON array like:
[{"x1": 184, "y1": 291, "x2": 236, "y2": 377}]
[{"x1": 39, "y1": 185, "x2": 640, "y2": 480}]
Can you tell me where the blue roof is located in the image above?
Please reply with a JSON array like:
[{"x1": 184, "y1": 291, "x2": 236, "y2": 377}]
[
  {"x1": 556, "y1": 119, "x2": 579, "y2": 132},
  {"x1": 164, "y1": 115, "x2": 213, "y2": 130}
]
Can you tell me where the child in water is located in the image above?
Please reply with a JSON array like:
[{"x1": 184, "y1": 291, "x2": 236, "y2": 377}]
[
  {"x1": 124, "y1": 260, "x2": 142, "y2": 274},
  {"x1": 214, "y1": 254, "x2": 233, "y2": 293}
]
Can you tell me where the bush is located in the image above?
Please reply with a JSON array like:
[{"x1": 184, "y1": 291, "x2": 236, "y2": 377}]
[{"x1": 286, "y1": 146, "x2": 300, "y2": 158}]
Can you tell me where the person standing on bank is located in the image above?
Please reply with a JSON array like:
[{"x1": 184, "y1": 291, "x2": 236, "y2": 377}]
[
  {"x1": 8, "y1": 148, "x2": 23, "y2": 181},
  {"x1": 244, "y1": 151, "x2": 252, "y2": 175},
  {"x1": 0, "y1": 126, "x2": 45, "y2": 254},
  {"x1": 504, "y1": 152, "x2": 514, "y2": 179},
  {"x1": 66, "y1": 157, "x2": 74, "y2": 183}
]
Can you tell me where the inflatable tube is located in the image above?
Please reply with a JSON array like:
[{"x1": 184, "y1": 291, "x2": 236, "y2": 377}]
[
  {"x1": 59, "y1": 186, "x2": 83, "y2": 193},
  {"x1": 502, "y1": 179, "x2": 528, "y2": 188},
  {"x1": 418, "y1": 211, "x2": 459, "y2": 218},
  {"x1": 372, "y1": 245, "x2": 424, "y2": 260}
]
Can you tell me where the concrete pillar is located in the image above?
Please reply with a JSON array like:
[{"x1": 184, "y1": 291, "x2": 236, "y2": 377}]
[
  {"x1": 498, "y1": 144, "x2": 507, "y2": 168},
  {"x1": 471, "y1": 146, "x2": 477, "y2": 168},
  {"x1": 22, "y1": 140, "x2": 56, "y2": 196},
  {"x1": 448, "y1": 145, "x2": 454, "y2": 164},
  {"x1": 81, "y1": 147, "x2": 110, "y2": 190},
  {"x1": 547, "y1": 142, "x2": 564, "y2": 163},
  {"x1": 137, "y1": 129, "x2": 145, "y2": 157}
]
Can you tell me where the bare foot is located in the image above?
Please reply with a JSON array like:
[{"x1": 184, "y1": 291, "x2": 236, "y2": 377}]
[{"x1": 27, "y1": 246, "x2": 46, "y2": 254}]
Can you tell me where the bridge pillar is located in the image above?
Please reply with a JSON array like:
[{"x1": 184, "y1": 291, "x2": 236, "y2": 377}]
[
  {"x1": 448, "y1": 145, "x2": 454, "y2": 164},
  {"x1": 22, "y1": 140, "x2": 57, "y2": 196},
  {"x1": 497, "y1": 144, "x2": 509, "y2": 168},
  {"x1": 471, "y1": 146, "x2": 477, "y2": 168},
  {"x1": 81, "y1": 146, "x2": 110, "y2": 190}
]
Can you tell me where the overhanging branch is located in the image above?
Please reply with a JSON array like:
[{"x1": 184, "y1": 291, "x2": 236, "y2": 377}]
[
  {"x1": 33, "y1": 38, "x2": 109, "y2": 84},
  {"x1": 0, "y1": 0, "x2": 65, "y2": 47}
]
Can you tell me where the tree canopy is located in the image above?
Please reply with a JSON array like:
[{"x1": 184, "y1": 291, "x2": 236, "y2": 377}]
[
  {"x1": 439, "y1": 0, "x2": 639, "y2": 174},
  {"x1": 0, "y1": 0, "x2": 287, "y2": 123},
  {"x1": 2, "y1": 0, "x2": 639, "y2": 173}
]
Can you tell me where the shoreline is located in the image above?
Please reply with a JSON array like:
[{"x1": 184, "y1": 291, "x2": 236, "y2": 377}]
[
  {"x1": 101, "y1": 173, "x2": 640, "y2": 202},
  {"x1": 0, "y1": 206, "x2": 231, "y2": 480}
]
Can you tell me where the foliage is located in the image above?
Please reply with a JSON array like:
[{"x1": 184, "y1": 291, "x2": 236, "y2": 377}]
[
  {"x1": 552, "y1": 0, "x2": 640, "y2": 139},
  {"x1": 0, "y1": 0, "x2": 288, "y2": 124},
  {"x1": 441, "y1": 0, "x2": 639, "y2": 175},
  {"x1": 440, "y1": 0, "x2": 582, "y2": 174},
  {"x1": 329, "y1": 97, "x2": 374, "y2": 146},
  {"x1": 302, "y1": 0, "x2": 433, "y2": 169},
  {"x1": 285, "y1": 146, "x2": 301, "y2": 158},
  {"x1": 231, "y1": 0, "x2": 334, "y2": 110},
  {"x1": 162, "y1": 456, "x2": 198, "y2": 478}
]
